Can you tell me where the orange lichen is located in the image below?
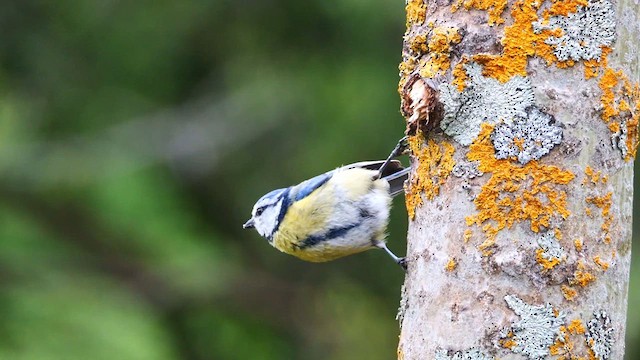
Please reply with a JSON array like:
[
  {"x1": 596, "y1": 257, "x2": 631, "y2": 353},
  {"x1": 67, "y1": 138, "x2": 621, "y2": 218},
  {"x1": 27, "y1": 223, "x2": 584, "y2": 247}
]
[
  {"x1": 406, "y1": 0, "x2": 427, "y2": 27},
  {"x1": 500, "y1": 331, "x2": 516, "y2": 349},
  {"x1": 399, "y1": 0, "x2": 428, "y2": 93},
  {"x1": 574, "y1": 239, "x2": 583, "y2": 252},
  {"x1": 620, "y1": 99, "x2": 632, "y2": 112},
  {"x1": 445, "y1": 258, "x2": 457, "y2": 271},
  {"x1": 567, "y1": 319, "x2": 586, "y2": 335},
  {"x1": 555, "y1": 228, "x2": 563, "y2": 240},
  {"x1": 550, "y1": 339, "x2": 564, "y2": 356},
  {"x1": 608, "y1": 121, "x2": 621, "y2": 134},
  {"x1": 536, "y1": 228, "x2": 564, "y2": 272},
  {"x1": 593, "y1": 255, "x2": 610, "y2": 270},
  {"x1": 536, "y1": 248, "x2": 562, "y2": 271},
  {"x1": 570, "y1": 261, "x2": 596, "y2": 287},
  {"x1": 624, "y1": 79, "x2": 640, "y2": 159},
  {"x1": 550, "y1": 326, "x2": 574, "y2": 357},
  {"x1": 573, "y1": 271, "x2": 596, "y2": 287},
  {"x1": 452, "y1": 60, "x2": 469, "y2": 92},
  {"x1": 471, "y1": 0, "x2": 561, "y2": 82},
  {"x1": 408, "y1": 34, "x2": 429, "y2": 54},
  {"x1": 464, "y1": 229, "x2": 473, "y2": 243},
  {"x1": 586, "y1": 192, "x2": 613, "y2": 234},
  {"x1": 479, "y1": 237, "x2": 496, "y2": 255},
  {"x1": 501, "y1": 339, "x2": 517, "y2": 350},
  {"x1": 466, "y1": 0, "x2": 612, "y2": 83},
  {"x1": 598, "y1": 68, "x2": 640, "y2": 160},
  {"x1": 584, "y1": 47, "x2": 611, "y2": 79},
  {"x1": 466, "y1": 124, "x2": 575, "y2": 245},
  {"x1": 538, "y1": 0, "x2": 612, "y2": 77},
  {"x1": 398, "y1": 57, "x2": 419, "y2": 94},
  {"x1": 430, "y1": 27, "x2": 462, "y2": 54},
  {"x1": 419, "y1": 27, "x2": 462, "y2": 78},
  {"x1": 544, "y1": 0, "x2": 588, "y2": 16},
  {"x1": 451, "y1": 0, "x2": 508, "y2": 25},
  {"x1": 584, "y1": 166, "x2": 605, "y2": 185},
  {"x1": 584, "y1": 64, "x2": 599, "y2": 80},
  {"x1": 584, "y1": 165, "x2": 609, "y2": 185},
  {"x1": 561, "y1": 285, "x2": 578, "y2": 301},
  {"x1": 454, "y1": 0, "x2": 612, "y2": 83},
  {"x1": 513, "y1": 137, "x2": 526, "y2": 151},
  {"x1": 582, "y1": 170, "x2": 616, "y2": 241},
  {"x1": 472, "y1": 1, "x2": 538, "y2": 82},
  {"x1": 600, "y1": 68, "x2": 623, "y2": 121},
  {"x1": 552, "y1": 320, "x2": 588, "y2": 359},
  {"x1": 405, "y1": 133, "x2": 456, "y2": 220}
]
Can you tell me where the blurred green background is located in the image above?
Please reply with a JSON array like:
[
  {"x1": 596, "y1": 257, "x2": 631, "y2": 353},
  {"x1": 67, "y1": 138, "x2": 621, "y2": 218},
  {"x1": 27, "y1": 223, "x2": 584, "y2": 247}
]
[{"x1": 0, "y1": 1, "x2": 637, "y2": 359}]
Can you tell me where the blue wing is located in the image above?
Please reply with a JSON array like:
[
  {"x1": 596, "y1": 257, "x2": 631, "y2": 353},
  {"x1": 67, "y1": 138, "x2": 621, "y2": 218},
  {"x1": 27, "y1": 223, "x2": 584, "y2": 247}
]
[
  {"x1": 291, "y1": 160, "x2": 405, "y2": 201},
  {"x1": 292, "y1": 172, "x2": 332, "y2": 201}
]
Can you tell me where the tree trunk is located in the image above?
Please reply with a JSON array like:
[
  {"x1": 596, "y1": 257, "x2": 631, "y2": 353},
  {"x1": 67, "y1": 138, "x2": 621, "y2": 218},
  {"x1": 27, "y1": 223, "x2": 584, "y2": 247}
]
[{"x1": 396, "y1": 0, "x2": 639, "y2": 358}]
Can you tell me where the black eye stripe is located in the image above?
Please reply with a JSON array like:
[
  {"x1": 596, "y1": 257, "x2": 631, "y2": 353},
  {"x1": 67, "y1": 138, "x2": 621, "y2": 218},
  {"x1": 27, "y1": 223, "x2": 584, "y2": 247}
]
[{"x1": 255, "y1": 196, "x2": 283, "y2": 215}]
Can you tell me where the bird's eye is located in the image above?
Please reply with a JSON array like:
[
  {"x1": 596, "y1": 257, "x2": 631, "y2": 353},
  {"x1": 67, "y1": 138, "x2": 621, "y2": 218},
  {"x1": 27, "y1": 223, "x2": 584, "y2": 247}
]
[{"x1": 255, "y1": 207, "x2": 266, "y2": 216}]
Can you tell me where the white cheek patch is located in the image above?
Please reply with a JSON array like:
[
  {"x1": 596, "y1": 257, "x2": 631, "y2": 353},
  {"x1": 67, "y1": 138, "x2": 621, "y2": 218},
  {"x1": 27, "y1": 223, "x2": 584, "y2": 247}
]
[{"x1": 256, "y1": 200, "x2": 283, "y2": 239}]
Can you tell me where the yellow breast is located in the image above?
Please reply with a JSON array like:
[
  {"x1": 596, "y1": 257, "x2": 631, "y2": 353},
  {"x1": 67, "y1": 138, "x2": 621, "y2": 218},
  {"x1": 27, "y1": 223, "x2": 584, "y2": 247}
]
[
  {"x1": 271, "y1": 167, "x2": 386, "y2": 262},
  {"x1": 272, "y1": 181, "x2": 333, "y2": 256}
]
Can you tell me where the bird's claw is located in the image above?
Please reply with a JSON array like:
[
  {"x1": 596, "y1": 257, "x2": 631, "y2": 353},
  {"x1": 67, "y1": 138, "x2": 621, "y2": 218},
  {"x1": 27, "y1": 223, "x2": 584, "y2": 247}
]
[{"x1": 397, "y1": 257, "x2": 407, "y2": 272}]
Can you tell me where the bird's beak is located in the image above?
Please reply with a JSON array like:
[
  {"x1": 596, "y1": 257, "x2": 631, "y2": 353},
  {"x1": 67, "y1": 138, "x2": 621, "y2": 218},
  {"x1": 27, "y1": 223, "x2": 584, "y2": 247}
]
[{"x1": 243, "y1": 218, "x2": 255, "y2": 229}]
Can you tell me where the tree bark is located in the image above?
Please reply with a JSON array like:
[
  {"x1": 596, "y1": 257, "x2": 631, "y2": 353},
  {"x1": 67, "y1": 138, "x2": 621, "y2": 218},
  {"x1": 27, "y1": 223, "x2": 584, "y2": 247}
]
[{"x1": 396, "y1": 0, "x2": 639, "y2": 358}]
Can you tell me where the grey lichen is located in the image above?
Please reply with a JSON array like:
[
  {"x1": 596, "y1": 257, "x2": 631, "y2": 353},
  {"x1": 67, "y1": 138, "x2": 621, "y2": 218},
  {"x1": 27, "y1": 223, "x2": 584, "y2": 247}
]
[
  {"x1": 452, "y1": 161, "x2": 483, "y2": 178},
  {"x1": 434, "y1": 348, "x2": 493, "y2": 360},
  {"x1": 611, "y1": 120, "x2": 630, "y2": 159},
  {"x1": 587, "y1": 310, "x2": 614, "y2": 360},
  {"x1": 491, "y1": 107, "x2": 563, "y2": 164},
  {"x1": 438, "y1": 63, "x2": 535, "y2": 146},
  {"x1": 504, "y1": 295, "x2": 565, "y2": 359},
  {"x1": 536, "y1": 230, "x2": 566, "y2": 265},
  {"x1": 453, "y1": 161, "x2": 483, "y2": 200},
  {"x1": 533, "y1": 0, "x2": 616, "y2": 62}
]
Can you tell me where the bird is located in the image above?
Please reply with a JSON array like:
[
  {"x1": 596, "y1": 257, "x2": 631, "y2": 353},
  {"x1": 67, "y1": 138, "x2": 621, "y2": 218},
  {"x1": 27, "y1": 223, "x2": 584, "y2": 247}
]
[{"x1": 243, "y1": 138, "x2": 410, "y2": 269}]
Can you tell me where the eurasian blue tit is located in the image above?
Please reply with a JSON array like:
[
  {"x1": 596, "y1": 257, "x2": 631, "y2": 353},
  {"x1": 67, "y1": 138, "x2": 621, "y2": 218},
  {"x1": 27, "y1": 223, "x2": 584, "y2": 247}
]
[{"x1": 243, "y1": 138, "x2": 409, "y2": 268}]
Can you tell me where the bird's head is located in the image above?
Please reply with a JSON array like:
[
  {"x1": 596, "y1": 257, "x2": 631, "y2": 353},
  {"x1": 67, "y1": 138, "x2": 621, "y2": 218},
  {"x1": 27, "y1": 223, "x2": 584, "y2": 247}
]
[{"x1": 243, "y1": 188, "x2": 289, "y2": 241}]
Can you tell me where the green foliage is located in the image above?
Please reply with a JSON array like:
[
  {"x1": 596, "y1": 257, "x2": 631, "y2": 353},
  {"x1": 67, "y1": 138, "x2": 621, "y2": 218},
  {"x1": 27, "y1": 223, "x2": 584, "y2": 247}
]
[
  {"x1": 0, "y1": 275, "x2": 178, "y2": 360},
  {"x1": 0, "y1": 1, "x2": 638, "y2": 359}
]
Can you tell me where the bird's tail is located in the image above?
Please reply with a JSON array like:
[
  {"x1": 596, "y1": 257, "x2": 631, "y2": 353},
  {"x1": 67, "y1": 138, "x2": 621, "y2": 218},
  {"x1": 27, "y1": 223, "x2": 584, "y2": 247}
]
[{"x1": 384, "y1": 167, "x2": 411, "y2": 197}]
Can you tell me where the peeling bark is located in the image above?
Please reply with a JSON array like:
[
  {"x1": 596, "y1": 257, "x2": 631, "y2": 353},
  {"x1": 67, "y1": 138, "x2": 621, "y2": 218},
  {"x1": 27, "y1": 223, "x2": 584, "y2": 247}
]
[{"x1": 397, "y1": 0, "x2": 639, "y2": 358}]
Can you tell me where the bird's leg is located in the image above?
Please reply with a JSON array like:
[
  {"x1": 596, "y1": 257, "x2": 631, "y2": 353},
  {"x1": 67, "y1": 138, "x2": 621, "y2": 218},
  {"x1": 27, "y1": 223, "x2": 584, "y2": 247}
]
[
  {"x1": 378, "y1": 243, "x2": 407, "y2": 271},
  {"x1": 377, "y1": 136, "x2": 409, "y2": 179}
]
